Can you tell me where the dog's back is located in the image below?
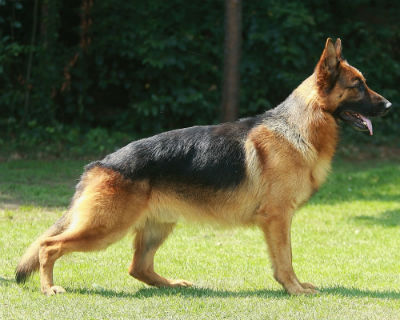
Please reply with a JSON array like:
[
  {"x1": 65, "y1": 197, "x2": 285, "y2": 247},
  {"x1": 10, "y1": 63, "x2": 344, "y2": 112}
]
[{"x1": 87, "y1": 116, "x2": 262, "y2": 189}]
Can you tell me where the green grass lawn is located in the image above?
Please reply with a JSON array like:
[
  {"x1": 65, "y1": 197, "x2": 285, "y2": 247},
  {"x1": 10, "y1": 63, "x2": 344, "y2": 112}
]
[{"x1": 1, "y1": 159, "x2": 400, "y2": 319}]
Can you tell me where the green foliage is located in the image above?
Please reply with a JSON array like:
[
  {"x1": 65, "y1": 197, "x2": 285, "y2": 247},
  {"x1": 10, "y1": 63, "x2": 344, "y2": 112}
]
[
  {"x1": 1, "y1": 122, "x2": 133, "y2": 158},
  {"x1": 0, "y1": 0, "x2": 399, "y2": 153}
]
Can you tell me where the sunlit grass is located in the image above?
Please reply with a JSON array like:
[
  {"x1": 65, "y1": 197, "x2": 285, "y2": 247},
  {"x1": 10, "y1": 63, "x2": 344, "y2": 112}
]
[{"x1": 1, "y1": 159, "x2": 400, "y2": 319}]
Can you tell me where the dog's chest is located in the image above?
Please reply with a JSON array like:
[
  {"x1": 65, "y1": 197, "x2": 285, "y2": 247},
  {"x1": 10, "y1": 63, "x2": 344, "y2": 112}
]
[
  {"x1": 295, "y1": 158, "x2": 332, "y2": 206},
  {"x1": 310, "y1": 157, "x2": 332, "y2": 191},
  {"x1": 258, "y1": 156, "x2": 332, "y2": 213}
]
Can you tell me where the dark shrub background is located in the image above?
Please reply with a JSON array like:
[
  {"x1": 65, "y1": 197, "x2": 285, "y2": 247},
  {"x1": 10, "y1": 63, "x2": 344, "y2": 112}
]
[{"x1": 1, "y1": 0, "x2": 399, "y2": 155}]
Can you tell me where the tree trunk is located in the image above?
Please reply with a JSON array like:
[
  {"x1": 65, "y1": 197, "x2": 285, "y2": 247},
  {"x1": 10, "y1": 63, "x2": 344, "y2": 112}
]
[
  {"x1": 23, "y1": 0, "x2": 39, "y2": 121},
  {"x1": 221, "y1": 0, "x2": 242, "y2": 122},
  {"x1": 41, "y1": 0, "x2": 48, "y2": 48}
]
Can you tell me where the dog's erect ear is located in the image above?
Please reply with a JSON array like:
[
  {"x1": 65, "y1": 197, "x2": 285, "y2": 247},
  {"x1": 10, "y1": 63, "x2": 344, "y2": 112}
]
[
  {"x1": 320, "y1": 38, "x2": 339, "y2": 74},
  {"x1": 316, "y1": 38, "x2": 342, "y2": 92},
  {"x1": 335, "y1": 38, "x2": 342, "y2": 60}
]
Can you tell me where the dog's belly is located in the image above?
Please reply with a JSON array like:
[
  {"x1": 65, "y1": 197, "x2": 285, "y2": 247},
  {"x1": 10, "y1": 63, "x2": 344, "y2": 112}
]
[{"x1": 143, "y1": 185, "x2": 261, "y2": 226}]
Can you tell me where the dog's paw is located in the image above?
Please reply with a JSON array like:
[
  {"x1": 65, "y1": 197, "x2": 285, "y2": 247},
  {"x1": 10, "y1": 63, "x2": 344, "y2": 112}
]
[
  {"x1": 169, "y1": 279, "x2": 193, "y2": 288},
  {"x1": 286, "y1": 284, "x2": 319, "y2": 295},
  {"x1": 300, "y1": 282, "x2": 318, "y2": 290},
  {"x1": 42, "y1": 285, "x2": 66, "y2": 296}
]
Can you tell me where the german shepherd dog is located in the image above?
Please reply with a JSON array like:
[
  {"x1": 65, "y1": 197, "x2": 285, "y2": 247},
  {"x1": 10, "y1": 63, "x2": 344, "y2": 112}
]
[{"x1": 16, "y1": 38, "x2": 391, "y2": 295}]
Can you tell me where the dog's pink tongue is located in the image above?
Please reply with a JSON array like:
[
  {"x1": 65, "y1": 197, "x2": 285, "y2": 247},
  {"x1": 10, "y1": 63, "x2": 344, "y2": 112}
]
[{"x1": 359, "y1": 114, "x2": 373, "y2": 135}]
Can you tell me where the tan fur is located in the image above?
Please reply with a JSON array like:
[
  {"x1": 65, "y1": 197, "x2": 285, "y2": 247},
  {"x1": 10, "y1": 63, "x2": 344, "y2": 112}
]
[{"x1": 37, "y1": 168, "x2": 151, "y2": 295}]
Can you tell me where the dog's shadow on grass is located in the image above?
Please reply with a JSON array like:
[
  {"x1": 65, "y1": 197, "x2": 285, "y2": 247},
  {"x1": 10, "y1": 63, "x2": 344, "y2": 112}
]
[
  {"x1": 353, "y1": 209, "x2": 400, "y2": 227},
  {"x1": 3, "y1": 276, "x2": 399, "y2": 299},
  {"x1": 66, "y1": 285, "x2": 400, "y2": 300}
]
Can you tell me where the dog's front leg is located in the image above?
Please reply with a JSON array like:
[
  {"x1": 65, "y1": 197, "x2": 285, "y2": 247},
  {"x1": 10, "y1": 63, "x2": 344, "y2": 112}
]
[{"x1": 258, "y1": 210, "x2": 318, "y2": 295}]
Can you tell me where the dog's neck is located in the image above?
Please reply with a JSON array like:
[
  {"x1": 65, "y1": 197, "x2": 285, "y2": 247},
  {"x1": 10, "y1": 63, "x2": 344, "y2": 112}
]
[{"x1": 263, "y1": 73, "x2": 338, "y2": 162}]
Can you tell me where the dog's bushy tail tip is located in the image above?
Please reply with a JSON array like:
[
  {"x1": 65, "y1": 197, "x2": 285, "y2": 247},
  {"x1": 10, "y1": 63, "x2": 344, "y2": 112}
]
[{"x1": 15, "y1": 215, "x2": 69, "y2": 285}]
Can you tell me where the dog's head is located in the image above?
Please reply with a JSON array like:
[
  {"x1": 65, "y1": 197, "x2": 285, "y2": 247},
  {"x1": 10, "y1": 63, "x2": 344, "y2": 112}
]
[{"x1": 316, "y1": 38, "x2": 391, "y2": 135}]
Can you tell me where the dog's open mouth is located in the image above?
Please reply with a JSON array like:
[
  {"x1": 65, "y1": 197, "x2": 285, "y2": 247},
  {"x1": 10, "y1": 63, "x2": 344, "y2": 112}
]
[{"x1": 339, "y1": 111, "x2": 373, "y2": 136}]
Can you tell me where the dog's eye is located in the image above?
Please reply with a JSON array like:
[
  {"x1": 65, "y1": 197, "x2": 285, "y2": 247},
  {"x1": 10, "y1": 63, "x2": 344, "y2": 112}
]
[
  {"x1": 348, "y1": 79, "x2": 364, "y2": 92},
  {"x1": 358, "y1": 83, "x2": 365, "y2": 92}
]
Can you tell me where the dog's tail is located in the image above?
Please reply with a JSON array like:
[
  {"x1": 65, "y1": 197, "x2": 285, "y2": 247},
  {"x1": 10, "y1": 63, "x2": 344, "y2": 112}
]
[{"x1": 15, "y1": 214, "x2": 70, "y2": 284}]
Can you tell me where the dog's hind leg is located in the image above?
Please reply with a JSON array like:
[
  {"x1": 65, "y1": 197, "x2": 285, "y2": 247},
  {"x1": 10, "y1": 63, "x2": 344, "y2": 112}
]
[
  {"x1": 129, "y1": 220, "x2": 192, "y2": 288},
  {"x1": 39, "y1": 229, "x2": 124, "y2": 295},
  {"x1": 38, "y1": 167, "x2": 150, "y2": 295}
]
